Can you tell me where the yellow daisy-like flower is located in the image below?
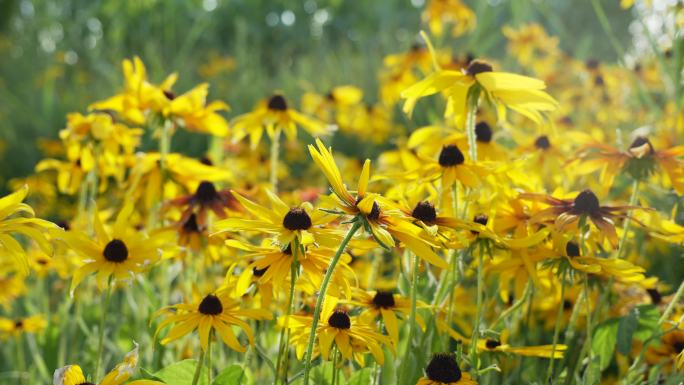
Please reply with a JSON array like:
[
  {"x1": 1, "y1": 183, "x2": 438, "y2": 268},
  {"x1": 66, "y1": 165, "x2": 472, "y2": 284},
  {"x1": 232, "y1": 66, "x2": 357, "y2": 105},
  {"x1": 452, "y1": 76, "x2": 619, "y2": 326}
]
[
  {"x1": 308, "y1": 138, "x2": 450, "y2": 268},
  {"x1": 282, "y1": 296, "x2": 393, "y2": 365},
  {"x1": 347, "y1": 288, "x2": 427, "y2": 344},
  {"x1": 154, "y1": 286, "x2": 271, "y2": 351},
  {"x1": 53, "y1": 343, "x2": 162, "y2": 385},
  {"x1": 0, "y1": 314, "x2": 46, "y2": 338},
  {"x1": 232, "y1": 93, "x2": 334, "y2": 149},
  {"x1": 0, "y1": 185, "x2": 59, "y2": 275},
  {"x1": 477, "y1": 335, "x2": 566, "y2": 359},
  {"x1": 213, "y1": 190, "x2": 338, "y2": 247},
  {"x1": 422, "y1": 0, "x2": 477, "y2": 38},
  {"x1": 402, "y1": 54, "x2": 557, "y2": 126},
  {"x1": 226, "y1": 239, "x2": 356, "y2": 299},
  {"x1": 554, "y1": 240, "x2": 646, "y2": 284},
  {"x1": 416, "y1": 353, "x2": 477, "y2": 385},
  {"x1": 61, "y1": 204, "x2": 162, "y2": 294},
  {"x1": 161, "y1": 82, "x2": 230, "y2": 137}
]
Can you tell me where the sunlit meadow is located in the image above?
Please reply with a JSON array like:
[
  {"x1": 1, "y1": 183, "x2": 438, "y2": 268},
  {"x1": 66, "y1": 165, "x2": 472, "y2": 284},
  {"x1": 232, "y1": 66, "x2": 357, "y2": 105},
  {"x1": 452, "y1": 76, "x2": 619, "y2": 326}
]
[{"x1": 1, "y1": 1, "x2": 683, "y2": 384}]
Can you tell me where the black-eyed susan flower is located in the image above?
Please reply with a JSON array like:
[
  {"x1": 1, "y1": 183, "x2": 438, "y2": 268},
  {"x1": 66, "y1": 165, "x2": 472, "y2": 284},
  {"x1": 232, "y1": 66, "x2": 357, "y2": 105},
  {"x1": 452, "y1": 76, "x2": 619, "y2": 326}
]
[
  {"x1": 155, "y1": 286, "x2": 271, "y2": 351},
  {"x1": 232, "y1": 93, "x2": 333, "y2": 149},
  {"x1": 520, "y1": 189, "x2": 645, "y2": 248},
  {"x1": 53, "y1": 343, "x2": 163, "y2": 385},
  {"x1": 422, "y1": 0, "x2": 476, "y2": 38},
  {"x1": 0, "y1": 185, "x2": 59, "y2": 274},
  {"x1": 573, "y1": 135, "x2": 684, "y2": 195},
  {"x1": 402, "y1": 51, "x2": 557, "y2": 126},
  {"x1": 416, "y1": 353, "x2": 476, "y2": 385},
  {"x1": 0, "y1": 315, "x2": 46, "y2": 338},
  {"x1": 308, "y1": 139, "x2": 450, "y2": 268},
  {"x1": 282, "y1": 296, "x2": 393, "y2": 365},
  {"x1": 348, "y1": 288, "x2": 426, "y2": 344},
  {"x1": 165, "y1": 180, "x2": 240, "y2": 226},
  {"x1": 476, "y1": 332, "x2": 566, "y2": 359},
  {"x1": 62, "y1": 204, "x2": 162, "y2": 294},
  {"x1": 213, "y1": 190, "x2": 338, "y2": 247}
]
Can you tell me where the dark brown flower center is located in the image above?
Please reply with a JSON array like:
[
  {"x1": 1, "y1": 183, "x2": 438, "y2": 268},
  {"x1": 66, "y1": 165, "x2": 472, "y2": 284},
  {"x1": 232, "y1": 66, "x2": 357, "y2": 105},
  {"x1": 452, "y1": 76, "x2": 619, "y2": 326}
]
[
  {"x1": 14, "y1": 320, "x2": 23, "y2": 329},
  {"x1": 267, "y1": 94, "x2": 288, "y2": 111},
  {"x1": 485, "y1": 339, "x2": 502, "y2": 349},
  {"x1": 182, "y1": 213, "x2": 201, "y2": 233},
  {"x1": 163, "y1": 90, "x2": 176, "y2": 100},
  {"x1": 475, "y1": 122, "x2": 493, "y2": 143},
  {"x1": 78, "y1": 383, "x2": 96, "y2": 385},
  {"x1": 474, "y1": 214, "x2": 489, "y2": 226},
  {"x1": 327, "y1": 310, "x2": 351, "y2": 329},
  {"x1": 372, "y1": 291, "x2": 396, "y2": 309},
  {"x1": 425, "y1": 353, "x2": 462, "y2": 382},
  {"x1": 253, "y1": 266, "x2": 268, "y2": 277},
  {"x1": 674, "y1": 341, "x2": 684, "y2": 354},
  {"x1": 198, "y1": 294, "x2": 223, "y2": 315},
  {"x1": 438, "y1": 145, "x2": 465, "y2": 167},
  {"x1": 534, "y1": 135, "x2": 551, "y2": 150},
  {"x1": 565, "y1": 241, "x2": 580, "y2": 257},
  {"x1": 367, "y1": 201, "x2": 381, "y2": 220},
  {"x1": 103, "y1": 239, "x2": 128, "y2": 263},
  {"x1": 574, "y1": 189, "x2": 600, "y2": 214},
  {"x1": 412, "y1": 201, "x2": 437, "y2": 223},
  {"x1": 646, "y1": 288, "x2": 662, "y2": 305},
  {"x1": 283, "y1": 208, "x2": 312, "y2": 230},
  {"x1": 563, "y1": 299, "x2": 573, "y2": 310},
  {"x1": 466, "y1": 60, "x2": 493, "y2": 76},
  {"x1": 629, "y1": 136, "x2": 655, "y2": 154},
  {"x1": 195, "y1": 181, "x2": 220, "y2": 204}
]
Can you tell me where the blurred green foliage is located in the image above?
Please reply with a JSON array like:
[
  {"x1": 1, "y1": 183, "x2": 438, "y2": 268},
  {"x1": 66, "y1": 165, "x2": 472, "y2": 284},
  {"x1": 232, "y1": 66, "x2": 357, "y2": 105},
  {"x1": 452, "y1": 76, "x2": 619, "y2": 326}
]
[{"x1": 0, "y1": 0, "x2": 634, "y2": 188}]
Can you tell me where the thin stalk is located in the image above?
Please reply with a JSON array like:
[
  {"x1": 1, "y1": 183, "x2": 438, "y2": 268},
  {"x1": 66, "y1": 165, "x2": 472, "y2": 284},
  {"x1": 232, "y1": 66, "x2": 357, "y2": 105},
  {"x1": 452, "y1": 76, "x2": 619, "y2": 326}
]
[
  {"x1": 206, "y1": 331, "x2": 213, "y2": 385},
  {"x1": 331, "y1": 347, "x2": 340, "y2": 385},
  {"x1": 190, "y1": 349, "x2": 206, "y2": 385},
  {"x1": 492, "y1": 280, "x2": 531, "y2": 329},
  {"x1": 270, "y1": 128, "x2": 282, "y2": 193},
  {"x1": 469, "y1": 244, "x2": 485, "y2": 374},
  {"x1": 16, "y1": 335, "x2": 26, "y2": 385},
  {"x1": 465, "y1": 90, "x2": 479, "y2": 162},
  {"x1": 400, "y1": 253, "x2": 421, "y2": 385},
  {"x1": 302, "y1": 221, "x2": 362, "y2": 385},
  {"x1": 617, "y1": 180, "x2": 640, "y2": 259},
  {"x1": 546, "y1": 269, "x2": 567, "y2": 383},
  {"x1": 94, "y1": 280, "x2": 113, "y2": 381},
  {"x1": 275, "y1": 242, "x2": 299, "y2": 385}
]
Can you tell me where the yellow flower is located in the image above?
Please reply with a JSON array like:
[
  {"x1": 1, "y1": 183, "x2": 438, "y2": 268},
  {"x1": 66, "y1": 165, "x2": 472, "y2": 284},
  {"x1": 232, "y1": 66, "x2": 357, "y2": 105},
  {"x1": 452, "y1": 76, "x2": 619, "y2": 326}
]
[
  {"x1": 402, "y1": 55, "x2": 557, "y2": 126},
  {"x1": 0, "y1": 185, "x2": 59, "y2": 275},
  {"x1": 53, "y1": 343, "x2": 163, "y2": 385},
  {"x1": 422, "y1": 0, "x2": 476, "y2": 38},
  {"x1": 308, "y1": 138, "x2": 450, "y2": 268},
  {"x1": 416, "y1": 353, "x2": 477, "y2": 385},
  {"x1": 213, "y1": 190, "x2": 338, "y2": 247},
  {"x1": 0, "y1": 314, "x2": 46, "y2": 338},
  {"x1": 162, "y1": 83, "x2": 230, "y2": 136},
  {"x1": 232, "y1": 93, "x2": 334, "y2": 149},
  {"x1": 347, "y1": 288, "x2": 427, "y2": 345},
  {"x1": 61, "y1": 203, "x2": 162, "y2": 294},
  {"x1": 154, "y1": 286, "x2": 271, "y2": 351},
  {"x1": 281, "y1": 296, "x2": 393, "y2": 365}
]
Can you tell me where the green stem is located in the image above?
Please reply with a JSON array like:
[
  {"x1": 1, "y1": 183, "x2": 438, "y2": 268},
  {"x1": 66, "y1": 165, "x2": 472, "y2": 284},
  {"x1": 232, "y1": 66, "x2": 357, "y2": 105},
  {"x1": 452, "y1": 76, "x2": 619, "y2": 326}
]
[
  {"x1": 16, "y1": 335, "x2": 26, "y2": 385},
  {"x1": 302, "y1": 221, "x2": 362, "y2": 385},
  {"x1": 275, "y1": 243, "x2": 299, "y2": 385},
  {"x1": 491, "y1": 280, "x2": 531, "y2": 329},
  {"x1": 94, "y1": 280, "x2": 113, "y2": 382},
  {"x1": 207, "y1": 331, "x2": 213, "y2": 385},
  {"x1": 469, "y1": 244, "x2": 485, "y2": 374},
  {"x1": 617, "y1": 180, "x2": 640, "y2": 259},
  {"x1": 270, "y1": 128, "x2": 282, "y2": 193},
  {"x1": 546, "y1": 269, "x2": 567, "y2": 383},
  {"x1": 190, "y1": 349, "x2": 206, "y2": 385},
  {"x1": 331, "y1": 347, "x2": 340, "y2": 385},
  {"x1": 465, "y1": 89, "x2": 479, "y2": 162},
  {"x1": 400, "y1": 253, "x2": 421, "y2": 385}
]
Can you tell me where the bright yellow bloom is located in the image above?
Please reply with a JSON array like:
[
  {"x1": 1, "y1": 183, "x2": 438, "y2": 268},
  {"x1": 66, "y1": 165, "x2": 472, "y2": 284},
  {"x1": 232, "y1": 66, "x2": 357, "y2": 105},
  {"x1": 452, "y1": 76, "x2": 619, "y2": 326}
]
[
  {"x1": 154, "y1": 286, "x2": 271, "y2": 351},
  {"x1": 402, "y1": 56, "x2": 557, "y2": 126},
  {"x1": 422, "y1": 0, "x2": 476, "y2": 38},
  {"x1": 281, "y1": 296, "x2": 393, "y2": 365},
  {"x1": 53, "y1": 343, "x2": 163, "y2": 385},
  {"x1": 62, "y1": 203, "x2": 162, "y2": 294},
  {"x1": 232, "y1": 93, "x2": 334, "y2": 148},
  {"x1": 0, "y1": 314, "x2": 46, "y2": 337},
  {"x1": 0, "y1": 185, "x2": 59, "y2": 275}
]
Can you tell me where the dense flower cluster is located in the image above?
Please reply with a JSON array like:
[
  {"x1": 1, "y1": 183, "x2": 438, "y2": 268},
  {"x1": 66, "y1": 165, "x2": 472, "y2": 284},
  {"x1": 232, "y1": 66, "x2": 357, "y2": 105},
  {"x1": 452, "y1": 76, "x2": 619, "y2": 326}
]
[{"x1": 2, "y1": 2, "x2": 684, "y2": 385}]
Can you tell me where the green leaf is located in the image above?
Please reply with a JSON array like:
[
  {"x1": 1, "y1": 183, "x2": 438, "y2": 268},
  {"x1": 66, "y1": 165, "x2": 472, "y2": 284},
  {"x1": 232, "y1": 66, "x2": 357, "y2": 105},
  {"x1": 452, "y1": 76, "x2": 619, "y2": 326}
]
[
  {"x1": 633, "y1": 305, "x2": 660, "y2": 340},
  {"x1": 617, "y1": 309, "x2": 638, "y2": 355},
  {"x1": 154, "y1": 359, "x2": 208, "y2": 385},
  {"x1": 348, "y1": 367, "x2": 373, "y2": 385},
  {"x1": 591, "y1": 318, "x2": 619, "y2": 371},
  {"x1": 213, "y1": 364, "x2": 244, "y2": 385},
  {"x1": 140, "y1": 367, "x2": 162, "y2": 381},
  {"x1": 583, "y1": 355, "x2": 602, "y2": 385}
]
